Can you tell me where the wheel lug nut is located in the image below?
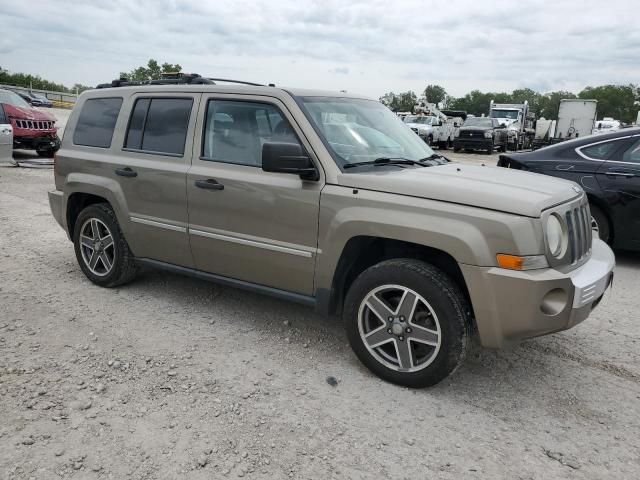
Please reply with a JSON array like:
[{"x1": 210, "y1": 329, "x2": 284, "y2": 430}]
[
  {"x1": 388, "y1": 316, "x2": 393, "y2": 322},
  {"x1": 398, "y1": 336, "x2": 404, "y2": 341},
  {"x1": 387, "y1": 329, "x2": 392, "y2": 334},
  {"x1": 399, "y1": 316, "x2": 405, "y2": 322},
  {"x1": 406, "y1": 328, "x2": 412, "y2": 333}
]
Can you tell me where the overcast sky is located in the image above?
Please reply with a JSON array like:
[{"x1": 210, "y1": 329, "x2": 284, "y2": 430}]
[{"x1": 0, "y1": 0, "x2": 637, "y2": 98}]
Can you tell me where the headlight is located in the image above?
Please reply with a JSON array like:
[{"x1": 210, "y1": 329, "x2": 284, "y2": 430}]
[
  {"x1": 484, "y1": 131, "x2": 493, "y2": 138},
  {"x1": 546, "y1": 214, "x2": 567, "y2": 257}
]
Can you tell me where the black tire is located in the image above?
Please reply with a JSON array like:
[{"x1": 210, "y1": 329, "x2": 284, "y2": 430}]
[
  {"x1": 486, "y1": 142, "x2": 494, "y2": 155},
  {"x1": 343, "y1": 259, "x2": 471, "y2": 388},
  {"x1": 453, "y1": 145, "x2": 461, "y2": 152},
  {"x1": 73, "y1": 203, "x2": 137, "y2": 287},
  {"x1": 427, "y1": 135, "x2": 433, "y2": 146},
  {"x1": 589, "y1": 203, "x2": 611, "y2": 243}
]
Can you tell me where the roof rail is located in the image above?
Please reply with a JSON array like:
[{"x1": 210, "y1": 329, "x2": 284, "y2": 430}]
[
  {"x1": 206, "y1": 78, "x2": 265, "y2": 87},
  {"x1": 96, "y1": 73, "x2": 268, "y2": 89}
]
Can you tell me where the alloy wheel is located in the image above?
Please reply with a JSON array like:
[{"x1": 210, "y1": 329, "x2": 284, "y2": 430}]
[
  {"x1": 79, "y1": 218, "x2": 115, "y2": 277},
  {"x1": 357, "y1": 285, "x2": 441, "y2": 373}
]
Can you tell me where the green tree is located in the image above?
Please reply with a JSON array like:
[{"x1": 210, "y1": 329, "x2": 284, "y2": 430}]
[
  {"x1": 120, "y1": 59, "x2": 182, "y2": 82},
  {"x1": 397, "y1": 91, "x2": 418, "y2": 112},
  {"x1": 423, "y1": 84, "x2": 447, "y2": 105},
  {"x1": 578, "y1": 84, "x2": 637, "y2": 123}
]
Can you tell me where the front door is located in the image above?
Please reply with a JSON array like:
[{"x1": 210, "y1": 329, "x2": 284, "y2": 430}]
[
  {"x1": 0, "y1": 105, "x2": 13, "y2": 163},
  {"x1": 186, "y1": 95, "x2": 323, "y2": 295},
  {"x1": 595, "y1": 135, "x2": 640, "y2": 248}
]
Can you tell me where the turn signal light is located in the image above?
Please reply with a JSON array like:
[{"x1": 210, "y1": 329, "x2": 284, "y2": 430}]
[{"x1": 496, "y1": 254, "x2": 549, "y2": 271}]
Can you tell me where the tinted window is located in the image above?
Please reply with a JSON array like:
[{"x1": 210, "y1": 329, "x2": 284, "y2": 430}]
[
  {"x1": 202, "y1": 100, "x2": 299, "y2": 167},
  {"x1": 622, "y1": 138, "x2": 640, "y2": 164},
  {"x1": 0, "y1": 104, "x2": 6, "y2": 124},
  {"x1": 124, "y1": 98, "x2": 150, "y2": 150},
  {"x1": 581, "y1": 140, "x2": 620, "y2": 160},
  {"x1": 124, "y1": 98, "x2": 193, "y2": 155},
  {"x1": 73, "y1": 98, "x2": 123, "y2": 148}
]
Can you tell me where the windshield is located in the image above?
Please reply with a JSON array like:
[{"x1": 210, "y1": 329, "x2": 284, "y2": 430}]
[
  {"x1": 463, "y1": 117, "x2": 492, "y2": 127},
  {"x1": 490, "y1": 109, "x2": 519, "y2": 120},
  {"x1": 300, "y1": 97, "x2": 435, "y2": 167},
  {"x1": 0, "y1": 90, "x2": 31, "y2": 109}
]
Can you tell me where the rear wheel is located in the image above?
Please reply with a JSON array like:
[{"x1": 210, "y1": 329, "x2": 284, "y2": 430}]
[
  {"x1": 589, "y1": 203, "x2": 611, "y2": 243},
  {"x1": 73, "y1": 203, "x2": 138, "y2": 287},
  {"x1": 343, "y1": 259, "x2": 471, "y2": 388}
]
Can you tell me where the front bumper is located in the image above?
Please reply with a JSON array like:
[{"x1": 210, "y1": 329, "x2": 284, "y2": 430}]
[
  {"x1": 13, "y1": 134, "x2": 60, "y2": 152},
  {"x1": 460, "y1": 239, "x2": 615, "y2": 348},
  {"x1": 454, "y1": 138, "x2": 492, "y2": 150}
]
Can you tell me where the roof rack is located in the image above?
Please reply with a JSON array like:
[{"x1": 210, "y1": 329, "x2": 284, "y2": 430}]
[{"x1": 96, "y1": 73, "x2": 269, "y2": 89}]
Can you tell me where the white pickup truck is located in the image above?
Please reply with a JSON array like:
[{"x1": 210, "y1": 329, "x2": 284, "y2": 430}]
[{"x1": 403, "y1": 114, "x2": 455, "y2": 149}]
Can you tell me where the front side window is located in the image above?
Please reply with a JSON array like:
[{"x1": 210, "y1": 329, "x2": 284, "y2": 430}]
[
  {"x1": 202, "y1": 100, "x2": 299, "y2": 167},
  {"x1": 622, "y1": 138, "x2": 640, "y2": 164},
  {"x1": 299, "y1": 97, "x2": 436, "y2": 167},
  {"x1": 124, "y1": 97, "x2": 193, "y2": 155},
  {"x1": 73, "y1": 97, "x2": 123, "y2": 148}
]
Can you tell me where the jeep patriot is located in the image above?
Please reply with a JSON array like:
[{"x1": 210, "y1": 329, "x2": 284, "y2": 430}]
[{"x1": 48, "y1": 80, "x2": 615, "y2": 387}]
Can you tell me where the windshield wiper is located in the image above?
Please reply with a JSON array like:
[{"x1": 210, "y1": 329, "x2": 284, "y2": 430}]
[
  {"x1": 343, "y1": 157, "x2": 428, "y2": 169},
  {"x1": 418, "y1": 153, "x2": 450, "y2": 164}
]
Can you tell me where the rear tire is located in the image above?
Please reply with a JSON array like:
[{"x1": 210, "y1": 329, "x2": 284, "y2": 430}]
[
  {"x1": 589, "y1": 203, "x2": 611, "y2": 243},
  {"x1": 343, "y1": 259, "x2": 471, "y2": 388},
  {"x1": 73, "y1": 203, "x2": 138, "y2": 287}
]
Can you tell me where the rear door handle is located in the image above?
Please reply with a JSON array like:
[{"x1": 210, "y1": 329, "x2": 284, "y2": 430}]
[
  {"x1": 195, "y1": 178, "x2": 224, "y2": 190},
  {"x1": 605, "y1": 171, "x2": 635, "y2": 178},
  {"x1": 115, "y1": 167, "x2": 137, "y2": 178}
]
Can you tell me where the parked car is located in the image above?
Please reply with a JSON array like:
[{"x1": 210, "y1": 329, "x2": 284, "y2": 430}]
[
  {"x1": 403, "y1": 115, "x2": 454, "y2": 148},
  {"x1": 48, "y1": 81, "x2": 614, "y2": 388},
  {"x1": 0, "y1": 89, "x2": 60, "y2": 158},
  {"x1": 498, "y1": 128, "x2": 640, "y2": 251},
  {"x1": 14, "y1": 90, "x2": 53, "y2": 108},
  {"x1": 453, "y1": 117, "x2": 508, "y2": 154},
  {"x1": 0, "y1": 104, "x2": 13, "y2": 162}
]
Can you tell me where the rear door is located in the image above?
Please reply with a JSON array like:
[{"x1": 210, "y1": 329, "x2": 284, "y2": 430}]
[
  {"x1": 111, "y1": 93, "x2": 199, "y2": 267},
  {"x1": 0, "y1": 104, "x2": 13, "y2": 163},
  {"x1": 594, "y1": 135, "x2": 640, "y2": 248}
]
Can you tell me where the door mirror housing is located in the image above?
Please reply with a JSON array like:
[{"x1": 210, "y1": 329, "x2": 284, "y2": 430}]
[{"x1": 262, "y1": 142, "x2": 319, "y2": 181}]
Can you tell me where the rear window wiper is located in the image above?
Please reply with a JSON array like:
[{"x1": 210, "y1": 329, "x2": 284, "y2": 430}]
[{"x1": 343, "y1": 157, "x2": 428, "y2": 169}]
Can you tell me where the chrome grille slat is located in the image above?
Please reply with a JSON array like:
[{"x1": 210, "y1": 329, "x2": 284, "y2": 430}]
[
  {"x1": 566, "y1": 211, "x2": 577, "y2": 264},
  {"x1": 13, "y1": 119, "x2": 53, "y2": 130},
  {"x1": 563, "y1": 202, "x2": 592, "y2": 265}
]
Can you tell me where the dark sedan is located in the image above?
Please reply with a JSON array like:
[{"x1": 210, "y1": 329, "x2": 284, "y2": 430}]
[
  {"x1": 498, "y1": 128, "x2": 640, "y2": 251},
  {"x1": 14, "y1": 91, "x2": 53, "y2": 108}
]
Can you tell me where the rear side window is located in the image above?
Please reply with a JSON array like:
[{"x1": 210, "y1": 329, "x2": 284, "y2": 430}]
[
  {"x1": 580, "y1": 140, "x2": 620, "y2": 160},
  {"x1": 124, "y1": 98, "x2": 193, "y2": 156},
  {"x1": 73, "y1": 98, "x2": 123, "y2": 148},
  {"x1": 0, "y1": 104, "x2": 6, "y2": 124}
]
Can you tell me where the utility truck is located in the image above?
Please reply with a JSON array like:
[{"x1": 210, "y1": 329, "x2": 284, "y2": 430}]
[
  {"x1": 489, "y1": 100, "x2": 536, "y2": 151},
  {"x1": 403, "y1": 100, "x2": 456, "y2": 149}
]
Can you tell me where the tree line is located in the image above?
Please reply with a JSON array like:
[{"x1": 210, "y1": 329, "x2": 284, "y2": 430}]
[
  {"x1": 380, "y1": 84, "x2": 640, "y2": 123},
  {"x1": 0, "y1": 65, "x2": 91, "y2": 94}
]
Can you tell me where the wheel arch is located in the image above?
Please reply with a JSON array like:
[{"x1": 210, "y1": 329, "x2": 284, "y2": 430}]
[
  {"x1": 319, "y1": 236, "x2": 473, "y2": 320},
  {"x1": 585, "y1": 192, "x2": 613, "y2": 241}
]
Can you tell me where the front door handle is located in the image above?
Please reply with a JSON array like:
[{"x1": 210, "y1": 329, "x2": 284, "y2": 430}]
[
  {"x1": 605, "y1": 171, "x2": 635, "y2": 178},
  {"x1": 195, "y1": 178, "x2": 224, "y2": 190},
  {"x1": 115, "y1": 167, "x2": 137, "y2": 178}
]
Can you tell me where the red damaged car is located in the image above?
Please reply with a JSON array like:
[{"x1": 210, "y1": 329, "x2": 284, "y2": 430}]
[{"x1": 0, "y1": 88, "x2": 60, "y2": 158}]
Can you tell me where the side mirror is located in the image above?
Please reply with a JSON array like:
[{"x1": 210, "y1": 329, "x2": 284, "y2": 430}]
[{"x1": 262, "y1": 142, "x2": 318, "y2": 181}]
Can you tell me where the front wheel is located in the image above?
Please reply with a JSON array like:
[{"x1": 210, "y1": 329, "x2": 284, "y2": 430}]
[
  {"x1": 73, "y1": 203, "x2": 138, "y2": 287},
  {"x1": 343, "y1": 259, "x2": 471, "y2": 388},
  {"x1": 37, "y1": 149, "x2": 55, "y2": 158}
]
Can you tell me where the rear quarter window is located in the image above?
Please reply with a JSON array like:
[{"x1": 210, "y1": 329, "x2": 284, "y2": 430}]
[{"x1": 73, "y1": 97, "x2": 123, "y2": 148}]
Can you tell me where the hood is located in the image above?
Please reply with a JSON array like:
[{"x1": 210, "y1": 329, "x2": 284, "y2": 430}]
[
  {"x1": 405, "y1": 122, "x2": 431, "y2": 131},
  {"x1": 337, "y1": 163, "x2": 581, "y2": 217},
  {"x1": 460, "y1": 125, "x2": 491, "y2": 132},
  {"x1": 2, "y1": 103, "x2": 56, "y2": 122}
]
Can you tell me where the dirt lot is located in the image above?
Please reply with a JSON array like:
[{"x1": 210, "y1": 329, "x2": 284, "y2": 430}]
[{"x1": 1, "y1": 115, "x2": 640, "y2": 479}]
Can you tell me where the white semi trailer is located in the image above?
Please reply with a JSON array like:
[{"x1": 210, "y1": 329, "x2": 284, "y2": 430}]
[{"x1": 555, "y1": 99, "x2": 597, "y2": 139}]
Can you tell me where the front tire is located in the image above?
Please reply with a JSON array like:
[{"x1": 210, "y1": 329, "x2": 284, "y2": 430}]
[
  {"x1": 343, "y1": 259, "x2": 471, "y2": 388},
  {"x1": 73, "y1": 203, "x2": 137, "y2": 287}
]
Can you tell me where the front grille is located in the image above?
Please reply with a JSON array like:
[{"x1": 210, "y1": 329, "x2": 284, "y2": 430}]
[
  {"x1": 565, "y1": 203, "x2": 592, "y2": 264},
  {"x1": 459, "y1": 130, "x2": 481, "y2": 139},
  {"x1": 14, "y1": 119, "x2": 54, "y2": 130}
]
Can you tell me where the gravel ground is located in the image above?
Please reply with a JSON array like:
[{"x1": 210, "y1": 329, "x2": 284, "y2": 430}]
[{"x1": 1, "y1": 111, "x2": 639, "y2": 479}]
